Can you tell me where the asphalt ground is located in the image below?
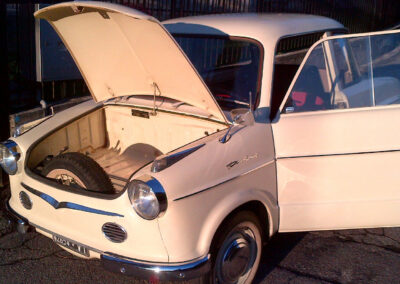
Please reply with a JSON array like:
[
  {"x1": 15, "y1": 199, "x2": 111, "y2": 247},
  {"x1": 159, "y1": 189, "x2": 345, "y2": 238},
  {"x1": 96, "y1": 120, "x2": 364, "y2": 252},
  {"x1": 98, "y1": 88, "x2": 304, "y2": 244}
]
[{"x1": 1, "y1": 187, "x2": 400, "y2": 284}]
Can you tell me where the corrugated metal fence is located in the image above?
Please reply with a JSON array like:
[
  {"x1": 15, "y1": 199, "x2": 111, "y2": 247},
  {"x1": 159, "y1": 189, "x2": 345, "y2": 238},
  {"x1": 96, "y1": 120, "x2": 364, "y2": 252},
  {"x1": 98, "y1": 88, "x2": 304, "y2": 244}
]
[
  {"x1": 105, "y1": 0, "x2": 399, "y2": 32},
  {"x1": 1, "y1": 0, "x2": 400, "y2": 140}
]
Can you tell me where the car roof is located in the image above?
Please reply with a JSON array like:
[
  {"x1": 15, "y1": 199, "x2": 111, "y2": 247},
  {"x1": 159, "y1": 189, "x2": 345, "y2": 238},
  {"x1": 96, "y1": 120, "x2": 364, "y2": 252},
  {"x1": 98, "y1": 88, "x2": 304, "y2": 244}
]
[
  {"x1": 163, "y1": 13, "x2": 345, "y2": 109},
  {"x1": 163, "y1": 13, "x2": 344, "y2": 43}
]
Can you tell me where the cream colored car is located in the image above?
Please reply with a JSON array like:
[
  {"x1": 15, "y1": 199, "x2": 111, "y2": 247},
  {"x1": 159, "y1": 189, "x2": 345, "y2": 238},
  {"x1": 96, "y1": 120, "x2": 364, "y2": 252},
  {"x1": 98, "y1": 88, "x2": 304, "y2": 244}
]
[{"x1": 3, "y1": 1, "x2": 400, "y2": 283}]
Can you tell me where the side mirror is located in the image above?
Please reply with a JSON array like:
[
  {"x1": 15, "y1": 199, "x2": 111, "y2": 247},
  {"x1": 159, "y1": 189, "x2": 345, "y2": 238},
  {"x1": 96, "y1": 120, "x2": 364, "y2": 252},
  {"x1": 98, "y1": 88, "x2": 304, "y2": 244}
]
[
  {"x1": 220, "y1": 108, "x2": 255, "y2": 143},
  {"x1": 230, "y1": 108, "x2": 255, "y2": 126}
]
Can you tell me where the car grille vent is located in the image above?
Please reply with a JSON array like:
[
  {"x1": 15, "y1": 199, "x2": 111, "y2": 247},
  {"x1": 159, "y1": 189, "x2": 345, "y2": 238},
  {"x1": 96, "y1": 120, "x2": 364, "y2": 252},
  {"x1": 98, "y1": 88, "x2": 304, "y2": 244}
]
[
  {"x1": 102, "y1": 223, "x2": 127, "y2": 243},
  {"x1": 19, "y1": 191, "x2": 32, "y2": 210}
]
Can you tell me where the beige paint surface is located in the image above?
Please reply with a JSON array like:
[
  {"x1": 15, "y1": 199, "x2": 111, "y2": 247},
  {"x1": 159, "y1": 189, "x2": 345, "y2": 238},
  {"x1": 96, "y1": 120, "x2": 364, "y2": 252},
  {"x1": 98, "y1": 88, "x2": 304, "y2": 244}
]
[
  {"x1": 8, "y1": 171, "x2": 170, "y2": 262},
  {"x1": 35, "y1": 2, "x2": 226, "y2": 122},
  {"x1": 274, "y1": 103, "x2": 400, "y2": 231}
]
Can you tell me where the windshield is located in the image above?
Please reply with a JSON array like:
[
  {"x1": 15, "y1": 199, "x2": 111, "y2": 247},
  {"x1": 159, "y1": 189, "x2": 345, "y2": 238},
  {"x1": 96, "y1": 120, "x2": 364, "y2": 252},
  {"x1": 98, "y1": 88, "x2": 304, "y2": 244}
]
[{"x1": 173, "y1": 35, "x2": 262, "y2": 111}]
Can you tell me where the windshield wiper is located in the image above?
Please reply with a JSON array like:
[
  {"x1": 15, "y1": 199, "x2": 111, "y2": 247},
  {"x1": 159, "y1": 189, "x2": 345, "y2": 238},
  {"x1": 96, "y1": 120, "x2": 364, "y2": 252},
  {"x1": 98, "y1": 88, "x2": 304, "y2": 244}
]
[{"x1": 215, "y1": 96, "x2": 250, "y2": 107}]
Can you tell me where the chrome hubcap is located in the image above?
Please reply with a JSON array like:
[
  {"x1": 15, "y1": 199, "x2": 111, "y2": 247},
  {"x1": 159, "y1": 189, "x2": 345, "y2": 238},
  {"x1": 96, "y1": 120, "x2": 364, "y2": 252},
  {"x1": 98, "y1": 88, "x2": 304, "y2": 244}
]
[
  {"x1": 54, "y1": 173, "x2": 79, "y2": 186},
  {"x1": 46, "y1": 169, "x2": 86, "y2": 188},
  {"x1": 222, "y1": 236, "x2": 251, "y2": 281},
  {"x1": 216, "y1": 228, "x2": 257, "y2": 284}
]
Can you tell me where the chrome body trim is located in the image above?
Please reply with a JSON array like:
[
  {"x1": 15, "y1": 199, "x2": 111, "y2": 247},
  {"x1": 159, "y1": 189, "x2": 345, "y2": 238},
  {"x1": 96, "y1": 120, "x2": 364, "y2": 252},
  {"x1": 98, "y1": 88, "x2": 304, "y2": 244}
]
[
  {"x1": 151, "y1": 143, "x2": 205, "y2": 173},
  {"x1": 174, "y1": 159, "x2": 275, "y2": 201},
  {"x1": 277, "y1": 148, "x2": 400, "y2": 159},
  {"x1": 13, "y1": 115, "x2": 53, "y2": 138},
  {"x1": 21, "y1": 183, "x2": 124, "y2": 217},
  {"x1": 144, "y1": 176, "x2": 168, "y2": 216},
  {"x1": 101, "y1": 253, "x2": 211, "y2": 280}
]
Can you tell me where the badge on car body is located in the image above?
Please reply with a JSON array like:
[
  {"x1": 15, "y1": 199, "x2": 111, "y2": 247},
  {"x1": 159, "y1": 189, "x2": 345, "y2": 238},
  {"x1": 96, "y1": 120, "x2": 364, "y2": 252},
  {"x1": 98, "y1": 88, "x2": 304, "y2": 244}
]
[{"x1": 226, "y1": 153, "x2": 259, "y2": 169}]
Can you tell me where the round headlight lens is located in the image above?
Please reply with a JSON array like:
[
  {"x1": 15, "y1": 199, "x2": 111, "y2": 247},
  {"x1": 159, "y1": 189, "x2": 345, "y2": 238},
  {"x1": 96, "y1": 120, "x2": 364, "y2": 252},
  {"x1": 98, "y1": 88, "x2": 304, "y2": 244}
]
[
  {"x1": 128, "y1": 180, "x2": 160, "y2": 220},
  {"x1": 0, "y1": 143, "x2": 19, "y2": 175}
]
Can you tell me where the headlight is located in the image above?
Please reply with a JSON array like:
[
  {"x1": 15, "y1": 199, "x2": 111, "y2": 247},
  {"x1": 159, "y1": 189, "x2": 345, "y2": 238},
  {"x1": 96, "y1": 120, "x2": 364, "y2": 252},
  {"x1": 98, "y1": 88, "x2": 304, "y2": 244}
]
[
  {"x1": 127, "y1": 175, "x2": 167, "y2": 220},
  {"x1": 0, "y1": 141, "x2": 20, "y2": 175}
]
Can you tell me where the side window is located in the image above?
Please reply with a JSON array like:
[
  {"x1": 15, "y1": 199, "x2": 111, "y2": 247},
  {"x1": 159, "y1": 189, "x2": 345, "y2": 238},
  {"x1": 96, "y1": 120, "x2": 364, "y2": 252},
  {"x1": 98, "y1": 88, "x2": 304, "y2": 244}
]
[
  {"x1": 283, "y1": 44, "x2": 336, "y2": 113},
  {"x1": 282, "y1": 32, "x2": 400, "y2": 114},
  {"x1": 270, "y1": 32, "x2": 325, "y2": 119},
  {"x1": 368, "y1": 33, "x2": 400, "y2": 105}
]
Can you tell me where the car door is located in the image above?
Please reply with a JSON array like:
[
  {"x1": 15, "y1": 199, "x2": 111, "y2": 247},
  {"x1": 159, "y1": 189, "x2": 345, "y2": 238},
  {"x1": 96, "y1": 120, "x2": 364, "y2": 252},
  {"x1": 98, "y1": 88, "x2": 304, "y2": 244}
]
[{"x1": 272, "y1": 30, "x2": 400, "y2": 232}]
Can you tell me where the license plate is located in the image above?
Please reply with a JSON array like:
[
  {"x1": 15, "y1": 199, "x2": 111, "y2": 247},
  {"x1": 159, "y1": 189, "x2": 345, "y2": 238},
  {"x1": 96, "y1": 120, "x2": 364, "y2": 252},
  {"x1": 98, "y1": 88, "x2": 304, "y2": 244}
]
[{"x1": 53, "y1": 234, "x2": 90, "y2": 257}]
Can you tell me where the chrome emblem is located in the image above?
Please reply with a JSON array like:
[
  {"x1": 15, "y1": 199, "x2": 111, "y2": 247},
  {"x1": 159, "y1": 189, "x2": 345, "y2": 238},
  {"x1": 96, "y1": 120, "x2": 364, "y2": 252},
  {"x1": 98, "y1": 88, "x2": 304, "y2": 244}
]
[{"x1": 226, "y1": 153, "x2": 258, "y2": 169}]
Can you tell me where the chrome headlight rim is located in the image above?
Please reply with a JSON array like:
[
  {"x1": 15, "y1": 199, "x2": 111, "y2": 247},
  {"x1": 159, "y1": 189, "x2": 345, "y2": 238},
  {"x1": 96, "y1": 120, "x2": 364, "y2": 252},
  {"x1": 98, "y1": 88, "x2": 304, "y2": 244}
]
[
  {"x1": 127, "y1": 175, "x2": 167, "y2": 220},
  {"x1": 0, "y1": 140, "x2": 20, "y2": 175}
]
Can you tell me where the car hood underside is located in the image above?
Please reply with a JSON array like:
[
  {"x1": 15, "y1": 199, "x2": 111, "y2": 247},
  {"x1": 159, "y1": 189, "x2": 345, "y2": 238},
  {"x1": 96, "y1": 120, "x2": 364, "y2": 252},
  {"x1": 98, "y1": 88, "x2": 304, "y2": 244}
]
[{"x1": 34, "y1": 1, "x2": 227, "y2": 123}]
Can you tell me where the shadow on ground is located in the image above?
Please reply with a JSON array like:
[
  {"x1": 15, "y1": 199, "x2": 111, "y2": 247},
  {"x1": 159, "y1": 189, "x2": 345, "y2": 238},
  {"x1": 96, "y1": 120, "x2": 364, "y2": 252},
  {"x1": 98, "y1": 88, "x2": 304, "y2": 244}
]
[
  {"x1": 254, "y1": 232, "x2": 307, "y2": 283},
  {"x1": 1, "y1": 185, "x2": 400, "y2": 283}
]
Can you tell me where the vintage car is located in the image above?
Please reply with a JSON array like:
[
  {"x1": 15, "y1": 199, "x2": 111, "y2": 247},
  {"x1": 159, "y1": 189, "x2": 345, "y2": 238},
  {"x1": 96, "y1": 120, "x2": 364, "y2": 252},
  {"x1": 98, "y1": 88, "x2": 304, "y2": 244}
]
[{"x1": 3, "y1": 1, "x2": 400, "y2": 283}]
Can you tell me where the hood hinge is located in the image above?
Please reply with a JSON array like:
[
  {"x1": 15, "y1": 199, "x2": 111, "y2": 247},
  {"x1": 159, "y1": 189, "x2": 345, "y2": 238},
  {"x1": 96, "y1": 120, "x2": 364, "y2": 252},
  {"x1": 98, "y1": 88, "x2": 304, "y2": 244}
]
[{"x1": 151, "y1": 82, "x2": 161, "y2": 116}]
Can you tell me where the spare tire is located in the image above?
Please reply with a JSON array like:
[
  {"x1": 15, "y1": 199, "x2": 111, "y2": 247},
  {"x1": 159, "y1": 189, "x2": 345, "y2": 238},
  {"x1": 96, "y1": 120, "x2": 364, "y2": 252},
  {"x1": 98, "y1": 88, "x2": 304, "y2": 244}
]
[{"x1": 41, "y1": 152, "x2": 115, "y2": 194}]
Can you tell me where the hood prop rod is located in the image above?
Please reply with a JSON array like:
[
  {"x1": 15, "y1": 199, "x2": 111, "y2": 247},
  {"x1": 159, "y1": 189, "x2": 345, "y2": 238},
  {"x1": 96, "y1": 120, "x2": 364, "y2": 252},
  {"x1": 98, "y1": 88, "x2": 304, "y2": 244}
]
[{"x1": 151, "y1": 82, "x2": 161, "y2": 116}]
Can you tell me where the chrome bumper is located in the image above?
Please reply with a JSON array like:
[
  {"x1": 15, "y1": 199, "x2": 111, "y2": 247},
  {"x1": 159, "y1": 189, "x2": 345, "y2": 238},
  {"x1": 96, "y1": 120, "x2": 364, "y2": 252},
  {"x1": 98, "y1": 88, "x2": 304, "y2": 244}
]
[
  {"x1": 4, "y1": 198, "x2": 32, "y2": 234},
  {"x1": 5, "y1": 198, "x2": 210, "y2": 281},
  {"x1": 101, "y1": 253, "x2": 211, "y2": 281}
]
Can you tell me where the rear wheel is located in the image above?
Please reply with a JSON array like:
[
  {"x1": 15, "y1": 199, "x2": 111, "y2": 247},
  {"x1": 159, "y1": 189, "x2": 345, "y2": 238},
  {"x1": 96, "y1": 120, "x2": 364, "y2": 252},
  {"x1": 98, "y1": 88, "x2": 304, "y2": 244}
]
[
  {"x1": 41, "y1": 152, "x2": 114, "y2": 194},
  {"x1": 211, "y1": 211, "x2": 263, "y2": 284}
]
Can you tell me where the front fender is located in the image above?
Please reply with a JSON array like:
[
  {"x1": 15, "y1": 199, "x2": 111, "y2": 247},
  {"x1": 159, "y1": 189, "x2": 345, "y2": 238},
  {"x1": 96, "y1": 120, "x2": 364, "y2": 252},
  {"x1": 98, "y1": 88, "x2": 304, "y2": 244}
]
[
  {"x1": 198, "y1": 185, "x2": 279, "y2": 254},
  {"x1": 157, "y1": 159, "x2": 278, "y2": 262}
]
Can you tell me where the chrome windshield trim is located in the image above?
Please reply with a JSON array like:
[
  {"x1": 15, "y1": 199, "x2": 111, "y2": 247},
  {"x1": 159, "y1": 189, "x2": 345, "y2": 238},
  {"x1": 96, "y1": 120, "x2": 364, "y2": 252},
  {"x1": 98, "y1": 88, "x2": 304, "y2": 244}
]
[{"x1": 21, "y1": 183, "x2": 124, "y2": 217}]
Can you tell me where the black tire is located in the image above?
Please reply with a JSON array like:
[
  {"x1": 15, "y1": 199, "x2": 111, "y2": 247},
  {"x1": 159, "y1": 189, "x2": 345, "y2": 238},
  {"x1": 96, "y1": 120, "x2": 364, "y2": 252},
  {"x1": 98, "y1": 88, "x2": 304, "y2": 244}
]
[
  {"x1": 211, "y1": 211, "x2": 263, "y2": 284},
  {"x1": 41, "y1": 152, "x2": 115, "y2": 194}
]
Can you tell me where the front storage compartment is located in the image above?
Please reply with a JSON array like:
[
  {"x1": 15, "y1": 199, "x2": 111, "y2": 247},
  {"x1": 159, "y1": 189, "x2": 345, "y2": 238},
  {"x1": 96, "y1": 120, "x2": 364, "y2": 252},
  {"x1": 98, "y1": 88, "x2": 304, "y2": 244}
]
[{"x1": 27, "y1": 104, "x2": 225, "y2": 192}]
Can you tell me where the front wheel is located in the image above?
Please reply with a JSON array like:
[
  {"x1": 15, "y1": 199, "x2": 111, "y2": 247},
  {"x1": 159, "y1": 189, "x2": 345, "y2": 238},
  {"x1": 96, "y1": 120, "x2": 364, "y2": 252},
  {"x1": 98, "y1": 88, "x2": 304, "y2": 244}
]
[{"x1": 211, "y1": 211, "x2": 263, "y2": 284}]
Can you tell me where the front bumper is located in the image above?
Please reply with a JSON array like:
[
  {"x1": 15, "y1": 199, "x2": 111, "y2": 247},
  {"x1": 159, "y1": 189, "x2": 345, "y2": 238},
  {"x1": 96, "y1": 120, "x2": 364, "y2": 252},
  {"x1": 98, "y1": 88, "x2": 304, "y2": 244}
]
[
  {"x1": 4, "y1": 197, "x2": 31, "y2": 234},
  {"x1": 102, "y1": 253, "x2": 210, "y2": 281},
  {"x1": 4, "y1": 197, "x2": 211, "y2": 281}
]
